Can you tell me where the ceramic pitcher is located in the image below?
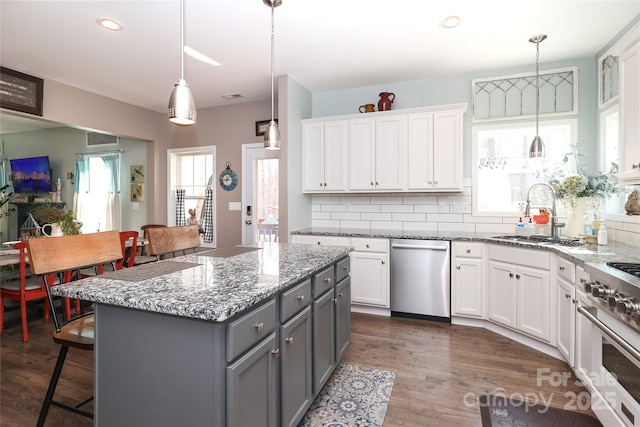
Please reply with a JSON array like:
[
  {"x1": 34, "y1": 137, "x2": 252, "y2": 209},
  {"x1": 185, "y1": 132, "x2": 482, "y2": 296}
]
[
  {"x1": 359, "y1": 104, "x2": 375, "y2": 113},
  {"x1": 378, "y1": 92, "x2": 395, "y2": 111},
  {"x1": 42, "y1": 222, "x2": 63, "y2": 237}
]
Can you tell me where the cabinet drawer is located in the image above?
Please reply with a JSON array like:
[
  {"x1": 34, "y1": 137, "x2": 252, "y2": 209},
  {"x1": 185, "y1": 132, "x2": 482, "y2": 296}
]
[
  {"x1": 557, "y1": 257, "x2": 576, "y2": 283},
  {"x1": 336, "y1": 257, "x2": 350, "y2": 283},
  {"x1": 281, "y1": 279, "x2": 311, "y2": 323},
  {"x1": 292, "y1": 235, "x2": 351, "y2": 247},
  {"x1": 351, "y1": 238, "x2": 388, "y2": 253},
  {"x1": 488, "y1": 244, "x2": 550, "y2": 270},
  {"x1": 313, "y1": 265, "x2": 335, "y2": 298},
  {"x1": 453, "y1": 242, "x2": 483, "y2": 258},
  {"x1": 227, "y1": 299, "x2": 277, "y2": 362}
]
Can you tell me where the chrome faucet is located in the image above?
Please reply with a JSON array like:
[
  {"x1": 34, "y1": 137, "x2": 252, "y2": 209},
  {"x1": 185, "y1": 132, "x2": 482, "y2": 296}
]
[{"x1": 524, "y1": 183, "x2": 565, "y2": 238}]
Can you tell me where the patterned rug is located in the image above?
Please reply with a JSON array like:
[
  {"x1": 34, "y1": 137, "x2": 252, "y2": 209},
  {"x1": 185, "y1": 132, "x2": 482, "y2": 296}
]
[{"x1": 298, "y1": 364, "x2": 396, "y2": 427}]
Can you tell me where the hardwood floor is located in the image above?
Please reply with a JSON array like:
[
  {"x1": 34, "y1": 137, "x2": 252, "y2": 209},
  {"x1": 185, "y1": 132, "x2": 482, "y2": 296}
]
[{"x1": 1, "y1": 310, "x2": 594, "y2": 426}]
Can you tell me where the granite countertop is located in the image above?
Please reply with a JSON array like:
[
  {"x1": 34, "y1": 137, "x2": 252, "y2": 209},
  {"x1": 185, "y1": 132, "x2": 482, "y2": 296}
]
[
  {"x1": 50, "y1": 243, "x2": 352, "y2": 322},
  {"x1": 291, "y1": 227, "x2": 640, "y2": 265}
]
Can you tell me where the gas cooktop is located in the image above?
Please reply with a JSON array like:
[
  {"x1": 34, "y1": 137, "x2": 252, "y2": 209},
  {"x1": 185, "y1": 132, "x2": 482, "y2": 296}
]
[{"x1": 608, "y1": 262, "x2": 640, "y2": 278}]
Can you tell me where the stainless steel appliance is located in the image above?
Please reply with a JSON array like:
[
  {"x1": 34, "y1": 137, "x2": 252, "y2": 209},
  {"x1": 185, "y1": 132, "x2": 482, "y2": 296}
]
[
  {"x1": 390, "y1": 239, "x2": 450, "y2": 322},
  {"x1": 580, "y1": 261, "x2": 640, "y2": 427}
]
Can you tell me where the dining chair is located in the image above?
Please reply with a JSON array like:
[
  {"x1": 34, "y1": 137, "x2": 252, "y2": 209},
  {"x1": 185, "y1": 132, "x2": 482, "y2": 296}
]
[
  {"x1": 26, "y1": 230, "x2": 122, "y2": 426},
  {"x1": 0, "y1": 241, "x2": 51, "y2": 342},
  {"x1": 117, "y1": 230, "x2": 138, "y2": 269},
  {"x1": 140, "y1": 224, "x2": 166, "y2": 255},
  {"x1": 146, "y1": 224, "x2": 201, "y2": 260}
]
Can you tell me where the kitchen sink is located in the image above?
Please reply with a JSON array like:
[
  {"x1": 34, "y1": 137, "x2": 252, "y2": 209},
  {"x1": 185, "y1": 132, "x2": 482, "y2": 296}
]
[{"x1": 490, "y1": 235, "x2": 584, "y2": 247}]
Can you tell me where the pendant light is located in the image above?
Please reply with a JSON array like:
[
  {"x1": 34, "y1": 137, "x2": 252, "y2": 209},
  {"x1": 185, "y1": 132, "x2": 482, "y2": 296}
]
[
  {"x1": 168, "y1": 0, "x2": 197, "y2": 125},
  {"x1": 528, "y1": 34, "x2": 547, "y2": 158},
  {"x1": 263, "y1": 0, "x2": 282, "y2": 150}
]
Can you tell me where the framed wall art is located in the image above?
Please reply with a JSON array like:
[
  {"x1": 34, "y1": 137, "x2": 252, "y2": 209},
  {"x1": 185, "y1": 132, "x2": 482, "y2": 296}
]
[
  {"x1": 255, "y1": 119, "x2": 277, "y2": 136},
  {"x1": 0, "y1": 67, "x2": 44, "y2": 116}
]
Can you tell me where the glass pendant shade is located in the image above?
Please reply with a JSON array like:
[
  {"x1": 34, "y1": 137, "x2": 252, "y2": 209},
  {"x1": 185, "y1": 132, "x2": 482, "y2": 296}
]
[
  {"x1": 168, "y1": 79, "x2": 197, "y2": 125},
  {"x1": 264, "y1": 120, "x2": 280, "y2": 150}
]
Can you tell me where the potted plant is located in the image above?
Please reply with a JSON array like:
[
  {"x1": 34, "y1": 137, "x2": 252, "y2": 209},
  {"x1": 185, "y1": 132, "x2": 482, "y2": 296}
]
[{"x1": 32, "y1": 204, "x2": 82, "y2": 235}]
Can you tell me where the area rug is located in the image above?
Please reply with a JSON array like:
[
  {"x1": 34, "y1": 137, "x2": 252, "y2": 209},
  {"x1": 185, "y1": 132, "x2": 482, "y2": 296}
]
[
  {"x1": 478, "y1": 393, "x2": 602, "y2": 427},
  {"x1": 298, "y1": 364, "x2": 396, "y2": 427}
]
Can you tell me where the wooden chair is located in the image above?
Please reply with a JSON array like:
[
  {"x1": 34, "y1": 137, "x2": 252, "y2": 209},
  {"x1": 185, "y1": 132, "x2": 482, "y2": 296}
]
[
  {"x1": 147, "y1": 224, "x2": 201, "y2": 260},
  {"x1": 140, "y1": 224, "x2": 166, "y2": 255},
  {"x1": 0, "y1": 241, "x2": 51, "y2": 342},
  {"x1": 117, "y1": 230, "x2": 138, "y2": 269},
  {"x1": 26, "y1": 231, "x2": 122, "y2": 426}
]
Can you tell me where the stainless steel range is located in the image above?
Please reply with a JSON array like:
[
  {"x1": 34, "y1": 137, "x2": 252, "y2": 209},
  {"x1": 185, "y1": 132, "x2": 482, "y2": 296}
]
[{"x1": 581, "y1": 261, "x2": 640, "y2": 427}]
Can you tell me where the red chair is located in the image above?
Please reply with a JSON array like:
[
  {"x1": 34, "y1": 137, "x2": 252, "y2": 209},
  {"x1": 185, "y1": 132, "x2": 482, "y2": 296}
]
[
  {"x1": 117, "y1": 230, "x2": 138, "y2": 269},
  {"x1": 0, "y1": 241, "x2": 51, "y2": 342}
]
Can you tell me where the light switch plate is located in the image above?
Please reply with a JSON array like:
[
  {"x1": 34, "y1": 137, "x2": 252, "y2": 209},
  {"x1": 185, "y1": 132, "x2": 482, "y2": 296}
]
[{"x1": 229, "y1": 202, "x2": 241, "y2": 211}]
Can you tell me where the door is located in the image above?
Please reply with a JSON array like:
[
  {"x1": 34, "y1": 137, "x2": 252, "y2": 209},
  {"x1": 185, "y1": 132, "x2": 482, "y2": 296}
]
[
  {"x1": 516, "y1": 266, "x2": 550, "y2": 341},
  {"x1": 557, "y1": 277, "x2": 576, "y2": 365},
  {"x1": 487, "y1": 260, "x2": 517, "y2": 328},
  {"x1": 452, "y1": 257, "x2": 484, "y2": 318},
  {"x1": 242, "y1": 144, "x2": 279, "y2": 245},
  {"x1": 350, "y1": 251, "x2": 388, "y2": 307},
  {"x1": 375, "y1": 116, "x2": 405, "y2": 190}
]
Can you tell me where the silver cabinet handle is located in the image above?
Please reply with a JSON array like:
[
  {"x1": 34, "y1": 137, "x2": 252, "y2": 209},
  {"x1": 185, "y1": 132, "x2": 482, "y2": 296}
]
[
  {"x1": 332, "y1": 298, "x2": 337, "y2": 304},
  {"x1": 456, "y1": 265, "x2": 461, "y2": 270},
  {"x1": 466, "y1": 249, "x2": 471, "y2": 253},
  {"x1": 375, "y1": 181, "x2": 379, "y2": 185},
  {"x1": 633, "y1": 163, "x2": 639, "y2": 169},
  {"x1": 516, "y1": 274, "x2": 521, "y2": 279},
  {"x1": 580, "y1": 278, "x2": 586, "y2": 283},
  {"x1": 428, "y1": 180, "x2": 432, "y2": 184},
  {"x1": 338, "y1": 293, "x2": 343, "y2": 298},
  {"x1": 434, "y1": 180, "x2": 438, "y2": 184},
  {"x1": 324, "y1": 182, "x2": 327, "y2": 186},
  {"x1": 324, "y1": 277, "x2": 331, "y2": 283},
  {"x1": 254, "y1": 322, "x2": 264, "y2": 333},
  {"x1": 370, "y1": 181, "x2": 374, "y2": 186},
  {"x1": 391, "y1": 244, "x2": 447, "y2": 250},
  {"x1": 565, "y1": 293, "x2": 571, "y2": 299},
  {"x1": 285, "y1": 337, "x2": 294, "y2": 344},
  {"x1": 296, "y1": 295, "x2": 305, "y2": 302},
  {"x1": 245, "y1": 219, "x2": 252, "y2": 225},
  {"x1": 271, "y1": 349, "x2": 280, "y2": 357},
  {"x1": 559, "y1": 266, "x2": 565, "y2": 271},
  {"x1": 366, "y1": 244, "x2": 370, "y2": 248},
  {"x1": 381, "y1": 260, "x2": 385, "y2": 265},
  {"x1": 509, "y1": 273, "x2": 514, "y2": 278}
]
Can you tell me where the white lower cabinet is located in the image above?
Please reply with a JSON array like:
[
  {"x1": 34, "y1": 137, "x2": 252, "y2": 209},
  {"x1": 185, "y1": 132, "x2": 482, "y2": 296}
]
[
  {"x1": 452, "y1": 242, "x2": 484, "y2": 318},
  {"x1": 349, "y1": 238, "x2": 390, "y2": 308},
  {"x1": 487, "y1": 245, "x2": 551, "y2": 343}
]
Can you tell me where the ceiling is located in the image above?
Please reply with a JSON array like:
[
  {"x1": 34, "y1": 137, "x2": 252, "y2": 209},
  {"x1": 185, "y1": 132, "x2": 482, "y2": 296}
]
[{"x1": 1, "y1": 0, "x2": 639, "y2": 132}]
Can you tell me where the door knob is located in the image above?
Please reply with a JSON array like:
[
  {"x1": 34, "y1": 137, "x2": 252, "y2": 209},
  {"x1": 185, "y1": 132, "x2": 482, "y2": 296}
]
[{"x1": 245, "y1": 219, "x2": 252, "y2": 225}]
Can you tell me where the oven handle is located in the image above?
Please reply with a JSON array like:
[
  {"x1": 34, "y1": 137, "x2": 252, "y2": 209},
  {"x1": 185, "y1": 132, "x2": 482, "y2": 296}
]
[{"x1": 578, "y1": 306, "x2": 640, "y2": 364}]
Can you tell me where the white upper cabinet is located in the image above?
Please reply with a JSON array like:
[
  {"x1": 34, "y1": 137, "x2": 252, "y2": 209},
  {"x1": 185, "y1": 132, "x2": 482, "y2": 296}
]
[
  {"x1": 407, "y1": 108, "x2": 464, "y2": 191},
  {"x1": 302, "y1": 104, "x2": 466, "y2": 194},
  {"x1": 302, "y1": 121, "x2": 348, "y2": 192},
  {"x1": 348, "y1": 116, "x2": 405, "y2": 191},
  {"x1": 619, "y1": 37, "x2": 640, "y2": 184}
]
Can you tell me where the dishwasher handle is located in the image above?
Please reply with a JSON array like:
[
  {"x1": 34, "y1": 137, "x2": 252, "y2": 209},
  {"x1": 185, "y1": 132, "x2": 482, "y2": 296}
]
[{"x1": 391, "y1": 243, "x2": 448, "y2": 250}]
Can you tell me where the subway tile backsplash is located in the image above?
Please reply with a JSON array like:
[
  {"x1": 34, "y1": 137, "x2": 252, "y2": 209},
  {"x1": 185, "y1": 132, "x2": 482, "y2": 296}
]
[{"x1": 310, "y1": 182, "x2": 640, "y2": 246}]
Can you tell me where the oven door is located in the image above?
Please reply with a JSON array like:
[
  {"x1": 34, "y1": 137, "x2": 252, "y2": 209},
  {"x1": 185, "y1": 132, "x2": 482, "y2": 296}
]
[{"x1": 579, "y1": 306, "x2": 640, "y2": 427}]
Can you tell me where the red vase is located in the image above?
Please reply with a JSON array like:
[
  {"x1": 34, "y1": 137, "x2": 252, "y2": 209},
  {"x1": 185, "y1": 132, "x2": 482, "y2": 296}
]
[{"x1": 378, "y1": 92, "x2": 395, "y2": 111}]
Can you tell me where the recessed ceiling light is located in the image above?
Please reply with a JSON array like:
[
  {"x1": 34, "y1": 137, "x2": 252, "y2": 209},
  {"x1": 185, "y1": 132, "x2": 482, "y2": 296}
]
[
  {"x1": 184, "y1": 46, "x2": 221, "y2": 67},
  {"x1": 440, "y1": 15, "x2": 462, "y2": 29},
  {"x1": 97, "y1": 18, "x2": 124, "y2": 31}
]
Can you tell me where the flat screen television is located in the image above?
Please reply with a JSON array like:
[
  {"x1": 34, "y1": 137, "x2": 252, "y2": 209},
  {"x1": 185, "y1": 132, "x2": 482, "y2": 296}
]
[{"x1": 9, "y1": 156, "x2": 53, "y2": 193}]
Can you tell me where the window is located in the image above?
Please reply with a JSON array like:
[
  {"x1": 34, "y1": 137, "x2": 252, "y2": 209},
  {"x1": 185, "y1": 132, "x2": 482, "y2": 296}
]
[
  {"x1": 473, "y1": 120, "x2": 575, "y2": 216},
  {"x1": 175, "y1": 152, "x2": 214, "y2": 220},
  {"x1": 75, "y1": 152, "x2": 121, "y2": 233}
]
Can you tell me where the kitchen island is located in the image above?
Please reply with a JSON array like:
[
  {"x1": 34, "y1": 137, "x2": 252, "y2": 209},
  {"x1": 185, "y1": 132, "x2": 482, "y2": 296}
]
[{"x1": 50, "y1": 242, "x2": 352, "y2": 427}]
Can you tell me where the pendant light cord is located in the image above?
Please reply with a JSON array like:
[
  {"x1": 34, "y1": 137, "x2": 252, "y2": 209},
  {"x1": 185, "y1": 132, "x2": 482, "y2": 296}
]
[
  {"x1": 180, "y1": 0, "x2": 185, "y2": 80},
  {"x1": 535, "y1": 39, "x2": 540, "y2": 138},
  {"x1": 270, "y1": 5, "x2": 275, "y2": 122}
]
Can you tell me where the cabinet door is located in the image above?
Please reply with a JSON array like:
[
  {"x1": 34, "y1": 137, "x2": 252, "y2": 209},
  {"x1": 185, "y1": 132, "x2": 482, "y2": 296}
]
[
  {"x1": 349, "y1": 118, "x2": 375, "y2": 190},
  {"x1": 557, "y1": 277, "x2": 575, "y2": 366},
  {"x1": 335, "y1": 277, "x2": 351, "y2": 363},
  {"x1": 349, "y1": 251, "x2": 389, "y2": 307},
  {"x1": 375, "y1": 116, "x2": 405, "y2": 190},
  {"x1": 432, "y1": 110, "x2": 462, "y2": 190},
  {"x1": 574, "y1": 289, "x2": 593, "y2": 379},
  {"x1": 487, "y1": 261, "x2": 516, "y2": 328},
  {"x1": 619, "y1": 40, "x2": 640, "y2": 183},
  {"x1": 281, "y1": 307, "x2": 313, "y2": 427},
  {"x1": 516, "y1": 266, "x2": 551, "y2": 342},
  {"x1": 302, "y1": 123, "x2": 325, "y2": 192},
  {"x1": 227, "y1": 333, "x2": 279, "y2": 427},
  {"x1": 312, "y1": 288, "x2": 336, "y2": 395},
  {"x1": 452, "y1": 257, "x2": 484, "y2": 318},
  {"x1": 324, "y1": 121, "x2": 348, "y2": 191},
  {"x1": 407, "y1": 113, "x2": 434, "y2": 190}
]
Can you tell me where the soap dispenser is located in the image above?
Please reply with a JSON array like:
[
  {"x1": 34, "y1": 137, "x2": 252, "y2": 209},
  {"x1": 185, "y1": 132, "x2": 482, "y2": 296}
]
[{"x1": 597, "y1": 223, "x2": 608, "y2": 245}]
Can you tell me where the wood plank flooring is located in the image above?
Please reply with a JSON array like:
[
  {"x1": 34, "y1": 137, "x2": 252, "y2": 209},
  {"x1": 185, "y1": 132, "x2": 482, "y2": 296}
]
[{"x1": 1, "y1": 310, "x2": 595, "y2": 426}]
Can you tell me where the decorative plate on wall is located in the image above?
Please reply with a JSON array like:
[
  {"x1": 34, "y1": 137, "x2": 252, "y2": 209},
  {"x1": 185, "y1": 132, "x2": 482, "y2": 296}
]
[{"x1": 219, "y1": 162, "x2": 238, "y2": 191}]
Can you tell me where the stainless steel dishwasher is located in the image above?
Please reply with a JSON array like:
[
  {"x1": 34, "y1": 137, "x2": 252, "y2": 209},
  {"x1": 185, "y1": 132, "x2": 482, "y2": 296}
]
[{"x1": 390, "y1": 239, "x2": 451, "y2": 322}]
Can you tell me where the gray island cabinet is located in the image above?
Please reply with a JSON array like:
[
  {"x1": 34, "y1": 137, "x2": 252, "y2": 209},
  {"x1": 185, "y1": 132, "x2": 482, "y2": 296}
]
[{"x1": 49, "y1": 243, "x2": 352, "y2": 427}]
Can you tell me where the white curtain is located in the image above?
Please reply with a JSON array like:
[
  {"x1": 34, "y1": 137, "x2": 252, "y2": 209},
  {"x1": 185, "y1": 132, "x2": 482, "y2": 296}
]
[{"x1": 73, "y1": 153, "x2": 121, "y2": 232}]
